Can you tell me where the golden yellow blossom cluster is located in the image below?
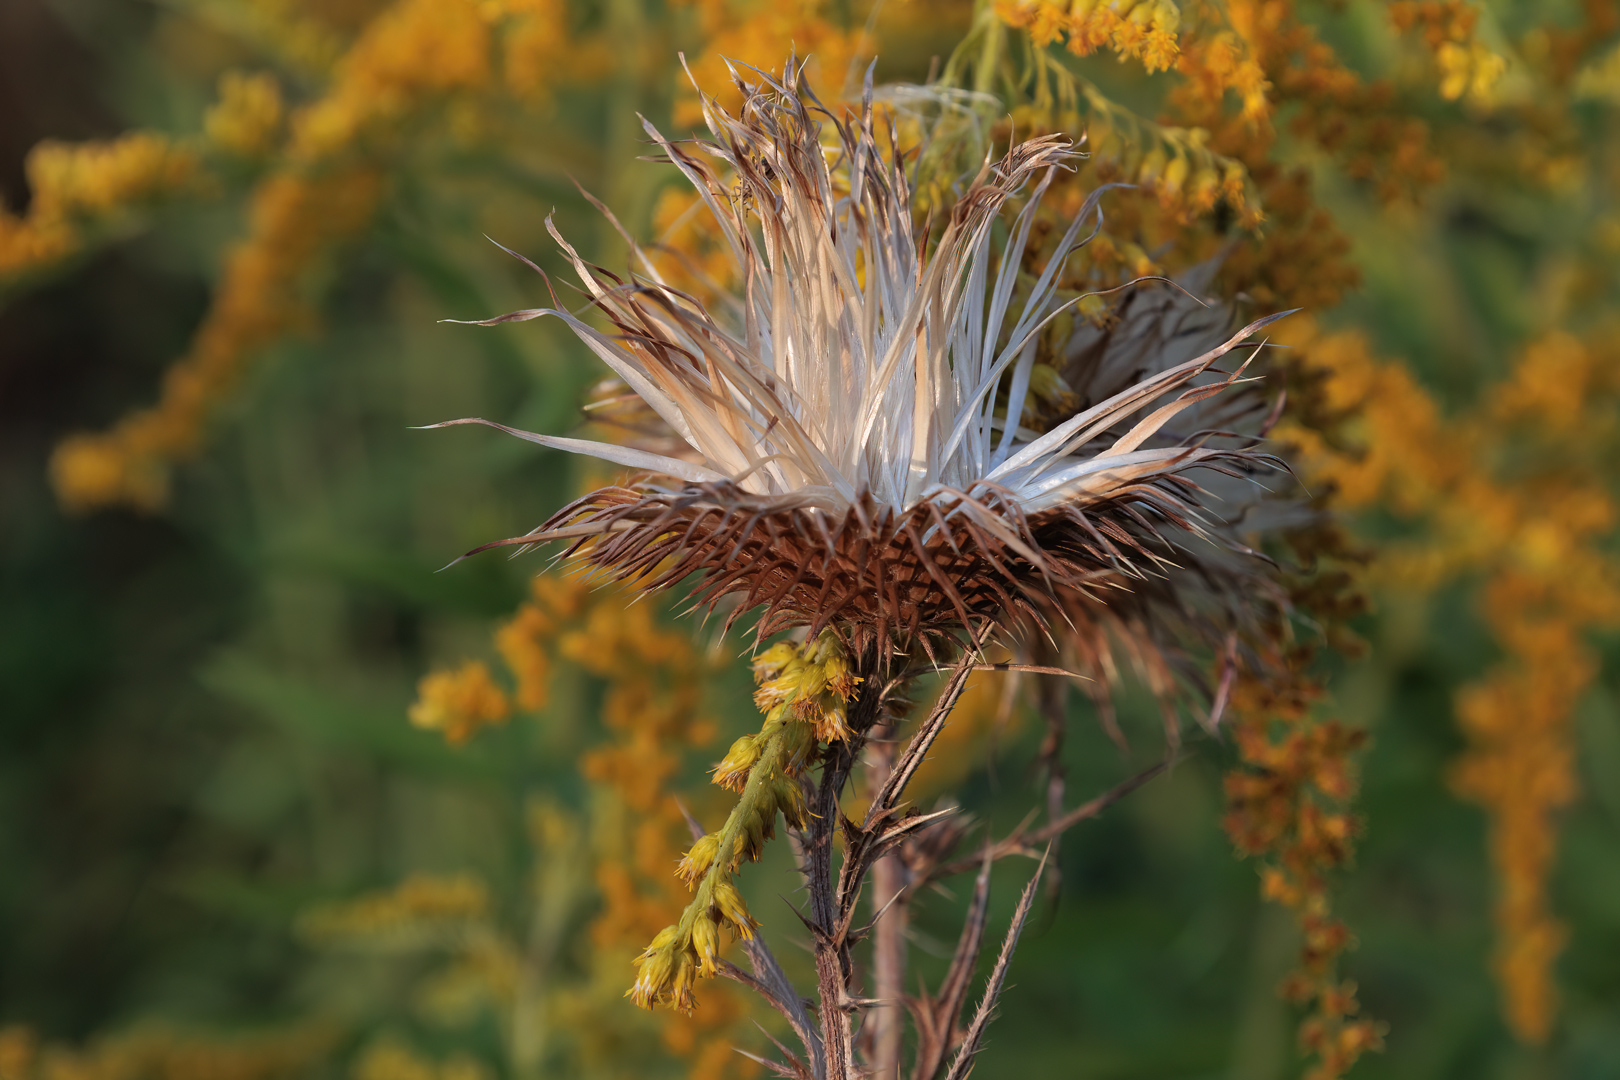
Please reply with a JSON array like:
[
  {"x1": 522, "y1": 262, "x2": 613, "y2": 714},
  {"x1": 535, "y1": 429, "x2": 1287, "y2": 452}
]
[
  {"x1": 1277, "y1": 320, "x2": 1620, "y2": 1045},
  {"x1": 1225, "y1": 674, "x2": 1383, "y2": 1080},
  {"x1": 37, "y1": 0, "x2": 869, "y2": 516},
  {"x1": 559, "y1": 583, "x2": 754, "y2": 1076},
  {"x1": 1389, "y1": 1, "x2": 1507, "y2": 104},
  {"x1": 422, "y1": 563, "x2": 755, "y2": 1075},
  {"x1": 0, "y1": 132, "x2": 202, "y2": 281},
  {"x1": 0, "y1": 1022, "x2": 337, "y2": 1080},
  {"x1": 351, "y1": 1038, "x2": 489, "y2": 1080},
  {"x1": 49, "y1": 162, "x2": 382, "y2": 511},
  {"x1": 633, "y1": 632, "x2": 857, "y2": 1011},
  {"x1": 996, "y1": 0, "x2": 1183, "y2": 73},
  {"x1": 206, "y1": 72, "x2": 288, "y2": 158},
  {"x1": 408, "y1": 661, "x2": 513, "y2": 744},
  {"x1": 298, "y1": 873, "x2": 493, "y2": 943},
  {"x1": 671, "y1": 0, "x2": 872, "y2": 125},
  {"x1": 44, "y1": 0, "x2": 595, "y2": 513}
]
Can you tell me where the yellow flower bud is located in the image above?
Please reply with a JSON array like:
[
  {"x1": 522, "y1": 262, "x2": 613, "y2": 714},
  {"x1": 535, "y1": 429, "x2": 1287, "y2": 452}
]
[
  {"x1": 670, "y1": 950, "x2": 698, "y2": 1012},
  {"x1": 774, "y1": 777, "x2": 809, "y2": 830},
  {"x1": 712, "y1": 880, "x2": 757, "y2": 939},
  {"x1": 821, "y1": 649, "x2": 859, "y2": 700},
  {"x1": 751, "y1": 641, "x2": 799, "y2": 685},
  {"x1": 1029, "y1": 364, "x2": 1079, "y2": 414},
  {"x1": 628, "y1": 930, "x2": 678, "y2": 1008},
  {"x1": 1138, "y1": 146, "x2": 1168, "y2": 185},
  {"x1": 691, "y1": 914, "x2": 721, "y2": 977},
  {"x1": 814, "y1": 702, "x2": 852, "y2": 743},
  {"x1": 1162, "y1": 153, "x2": 1190, "y2": 195},
  {"x1": 711, "y1": 734, "x2": 761, "y2": 792},
  {"x1": 676, "y1": 833, "x2": 720, "y2": 886},
  {"x1": 641, "y1": 923, "x2": 679, "y2": 957}
]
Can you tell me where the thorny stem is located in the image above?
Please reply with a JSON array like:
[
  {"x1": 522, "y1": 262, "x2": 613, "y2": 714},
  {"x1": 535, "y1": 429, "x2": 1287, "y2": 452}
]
[
  {"x1": 867, "y1": 728, "x2": 908, "y2": 1080},
  {"x1": 803, "y1": 628, "x2": 985, "y2": 1080},
  {"x1": 697, "y1": 624, "x2": 1168, "y2": 1080},
  {"x1": 805, "y1": 667, "x2": 881, "y2": 1080},
  {"x1": 1033, "y1": 636, "x2": 1069, "y2": 897}
]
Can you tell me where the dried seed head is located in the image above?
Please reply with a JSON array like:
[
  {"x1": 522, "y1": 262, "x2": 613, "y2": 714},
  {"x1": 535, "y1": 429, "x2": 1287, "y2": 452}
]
[{"x1": 441, "y1": 55, "x2": 1298, "y2": 713}]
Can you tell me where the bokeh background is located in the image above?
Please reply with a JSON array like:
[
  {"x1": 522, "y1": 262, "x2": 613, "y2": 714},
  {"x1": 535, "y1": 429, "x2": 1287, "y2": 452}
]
[{"x1": 2, "y1": 1, "x2": 1618, "y2": 1078}]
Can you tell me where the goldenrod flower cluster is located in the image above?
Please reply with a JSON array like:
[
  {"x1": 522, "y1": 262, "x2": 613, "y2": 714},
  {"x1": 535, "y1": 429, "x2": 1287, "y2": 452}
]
[
  {"x1": 45, "y1": 0, "x2": 590, "y2": 514},
  {"x1": 352, "y1": 1038, "x2": 489, "y2": 1080},
  {"x1": 671, "y1": 0, "x2": 870, "y2": 125},
  {"x1": 408, "y1": 661, "x2": 513, "y2": 745},
  {"x1": 1276, "y1": 319, "x2": 1620, "y2": 1046},
  {"x1": 205, "y1": 72, "x2": 287, "y2": 158},
  {"x1": 1389, "y1": 1, "x2": 1508, "y2": 104},
  {"x1": 1222, "y1": 657, "x2": 1386, "y2": 1080},
  {"x1": 997, "y1": 0, "x2": 1183, "y2": 73},
  {"x1": 422, "y1": 559, "x2": 751, "y2": 1066},
  {"x1": 0, "y1": 1023, "x2": 337, "y2": 1080},
  {"x1": 0, "y1": 132, "x2": 201, "y2": 280},
  {"x1": 632, "y1": 633, "x2": 857, "y2": 1011}
]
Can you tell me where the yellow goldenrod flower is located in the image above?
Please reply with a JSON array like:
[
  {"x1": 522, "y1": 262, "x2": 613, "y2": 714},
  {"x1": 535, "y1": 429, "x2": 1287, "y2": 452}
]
[
  {"x1": 675, "y1": 833, "x2": 720, "y2": 885},
  {"x1": 408, "y1": 661, "x2": 512, "y2": 745},
  {"x1": 204, "y1": 71, "x2": 285, "y2": 157},
  {"x1": 494, "y1": 601, "x2": 553, "y2": 710}
]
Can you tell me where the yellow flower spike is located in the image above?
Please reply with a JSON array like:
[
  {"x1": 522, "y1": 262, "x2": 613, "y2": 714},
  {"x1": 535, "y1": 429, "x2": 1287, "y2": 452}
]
[
  {"x1": 752, "y1": 657, "x2": 806, "y2": 712},
  {"x1": 494, "y1": 603, "x2": 552, "y2": 711},
  {"x1": 641, "y1": 923, "x2": 679, "y2": 956},
  {"x1": 1437, "y1": 41, "x2": 1472, "y2": 101},
  {"x1": 820, "y1": 647, "x2": 859, "y2": 700},
  {"x1": 676, "y1": 833, "x2": 720, "y2": 886},
  {"x1": 1138, "y1": 145, "x2": 1168, "y2": 185}
]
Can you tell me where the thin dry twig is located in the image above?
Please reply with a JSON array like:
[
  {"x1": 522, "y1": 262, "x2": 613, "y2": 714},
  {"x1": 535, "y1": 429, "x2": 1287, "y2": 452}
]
[
  {"x1": 922, "y1": 758, "x2": 1171, "y2": 887},
  {"x1": 940, "y1": 847, "x2": 1051, "y2": 1080},
  {"x1": 906, "y1": 847, "x2": 994, "y2": 1080}
]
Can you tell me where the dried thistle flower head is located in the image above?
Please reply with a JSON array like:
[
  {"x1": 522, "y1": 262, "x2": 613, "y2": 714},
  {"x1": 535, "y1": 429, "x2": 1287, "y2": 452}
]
[{"x1": 436, "y1": 56, "x2": 1292, "y2": 666}]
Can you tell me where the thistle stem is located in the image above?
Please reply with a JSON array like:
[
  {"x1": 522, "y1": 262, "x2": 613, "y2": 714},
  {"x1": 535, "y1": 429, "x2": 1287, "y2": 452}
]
[
  {"x1": 803, "y1": 648, "x2": 887, "y2": 1080},
  {"x1": 809, "y1": 738, "x2": 859, "y2": 1080},
  {"x1": 868, "y1": 728, "x2": 908, "y2": 1080}
]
